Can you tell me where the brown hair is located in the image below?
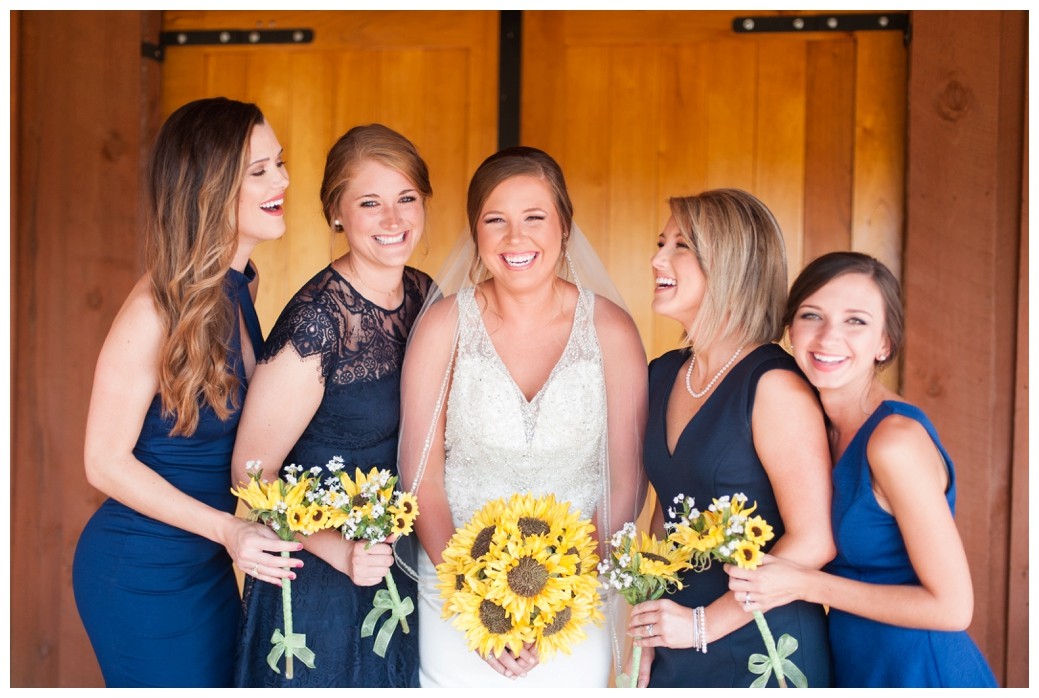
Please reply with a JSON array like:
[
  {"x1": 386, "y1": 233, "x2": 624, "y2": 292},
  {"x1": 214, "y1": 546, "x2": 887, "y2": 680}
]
[
  {"x1": 319, "y1": 124, "x2": 432, "y2": 230},
  {"x1": 146, "y1": 96, "x2": 265, "y2": 436},
  {"x1": 465, "y1": 146, "x2": 574, "y2": 280},
  {"x1": 668, "y1": 188, "x2": 788, "y2": 350},
  {"x1": 785, "y1": 251, "x2": 904, "y2": 368}
]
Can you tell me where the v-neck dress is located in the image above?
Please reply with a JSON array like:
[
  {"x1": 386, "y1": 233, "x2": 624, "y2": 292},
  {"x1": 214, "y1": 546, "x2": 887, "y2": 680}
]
[
  {"x1": 416, "y1": 285, "x2": 613, "y2": 687},
  {"x1": 73, "y1": 264, "x2": 263, "y2": 687},
  {"x1": 826, "y1": 400, "x2": 996, "y2": 687},
  {"x1": 642, "y1": 343, "x2": 832, "y2": 687}
]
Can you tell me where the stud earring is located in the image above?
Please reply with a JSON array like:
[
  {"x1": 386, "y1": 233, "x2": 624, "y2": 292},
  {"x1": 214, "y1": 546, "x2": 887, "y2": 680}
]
[{"x1": 333, "y1": 220, "x2": 344, "y2": 232}]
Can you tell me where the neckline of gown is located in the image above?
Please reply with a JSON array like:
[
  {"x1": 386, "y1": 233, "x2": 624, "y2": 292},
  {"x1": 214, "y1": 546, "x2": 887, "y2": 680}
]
[
  {"x1": 470, "y1": 285, "x2": 585, "y2": 407},
  {"x1": 661, "y1": 344, "x2": 768, "y2": 458},
  {"x1": 328, "y1": 263, "x2": 408, "y2": 314}
]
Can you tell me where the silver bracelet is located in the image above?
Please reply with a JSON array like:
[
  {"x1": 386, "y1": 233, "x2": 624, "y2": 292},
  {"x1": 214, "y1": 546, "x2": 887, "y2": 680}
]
[{"x1": 695, "y1": 606, "x2": 708, "y2": 654}]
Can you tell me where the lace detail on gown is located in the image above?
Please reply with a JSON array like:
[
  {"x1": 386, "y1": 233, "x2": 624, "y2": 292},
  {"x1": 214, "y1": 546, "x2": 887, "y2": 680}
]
[{"x1": 444, "y1": 286, "x2": 606, "y2": 526}]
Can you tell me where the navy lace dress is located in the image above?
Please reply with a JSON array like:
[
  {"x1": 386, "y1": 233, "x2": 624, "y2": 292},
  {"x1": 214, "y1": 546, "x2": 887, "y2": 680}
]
[
  {"x1": 73, "y1": 265, "x2": 262, "y2": 687},
  {"x1": 643, "y1": 344, "x2": 832, "y2": 688},
  {"x1": 233, "y1": 265, "x2": 431, "y2": 688}
]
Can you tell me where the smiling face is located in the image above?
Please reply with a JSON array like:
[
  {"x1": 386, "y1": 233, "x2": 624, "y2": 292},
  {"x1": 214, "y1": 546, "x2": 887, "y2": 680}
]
[
  {"x1": 236, "y1": 121, "x2": 289, "y2": 251},
  {"x1": 787, "y1": 272, "x2": 892, "y2": 393},
  {"x1": 476, "y1": 175, "x2": 564, "y2": 292},
  {"x1": 650, "y1": 215, "x2": 707, "y2": 330},
  {"x1": 336, "y1": 159, "x2": 425, "y2": 270}
]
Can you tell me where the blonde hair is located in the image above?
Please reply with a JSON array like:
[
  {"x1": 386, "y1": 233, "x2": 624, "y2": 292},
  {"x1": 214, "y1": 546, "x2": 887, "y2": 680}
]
[
  {"x1": 669, "y1": 188, "x2": 788, "y2": 351},
  {"x1": 319, "y1": 123, "x2": 432, "y2": 230},
  {"x1": 146, "y1": 97, "x2": 265, "y2": 436}
]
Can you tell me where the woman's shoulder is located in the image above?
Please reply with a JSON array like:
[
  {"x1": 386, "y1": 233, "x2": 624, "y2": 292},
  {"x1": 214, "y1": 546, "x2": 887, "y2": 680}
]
[{"x1": 867, "y1": 401, "x2": 941, "y2": 454}]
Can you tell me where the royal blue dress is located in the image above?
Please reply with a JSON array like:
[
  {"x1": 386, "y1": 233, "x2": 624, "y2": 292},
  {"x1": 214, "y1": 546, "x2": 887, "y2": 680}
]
[
  {"x1": 827, "y1": 400, "x2": 997, "y2": 687},
  {"x1": 643, "y1": 344, "x2": 832, "y2": 688},
  {"x1": 72, "y1": 264, "x2": 263, "y2": 687},
  {"x1": 233, "y1": 265, "x2": 431, "y2": 688}
]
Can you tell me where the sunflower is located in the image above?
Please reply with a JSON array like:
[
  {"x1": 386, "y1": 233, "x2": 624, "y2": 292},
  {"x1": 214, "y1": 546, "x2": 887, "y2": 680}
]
[
  {"x1": 498, "y1": 492, "x2": 579, "y2": 543},
  {"x1": 286, "y1": 504, "x2": 310, "y2": 532},
  {"x1": 744, "y1": 515, "x2": 774, "y2": 546},
  {"x1": 671, "y1": 522, "x2": 726, "y2": 557},
  {"x1": 554, "y1": 522, "x2": 600, "y2": 576},
  {"x1": 450, "y1": 588, "x2": 533, "y2": 659},
  {"x1": 389, "y1": 492, "x2": 419, "y2": 535},
  {"x1": 339, "y1": 467, "x2": 393, "y2": 508},
  {"x1": 440, "y1": 498, "x2": 507, "y2": 567},
  {"x1": 634, "y1": 532, "x2": 689, "y2": 583},
  {"x1": 230, "y1": 478, "x2": 274, "y2": 511},
  {"x1": 484, "y1": 535, "x2": 574, "y2": 623},
  {"x1": 731, "y1": 539, "x2": 764, "y2": 569},
  {"x1": 279, "y1": 476, "x2": 312, "y2": 508}
]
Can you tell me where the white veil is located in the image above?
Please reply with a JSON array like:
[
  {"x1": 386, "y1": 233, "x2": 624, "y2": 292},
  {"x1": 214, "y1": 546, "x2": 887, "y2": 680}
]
[{"x1": 395, "y1": 222, "x2": 648, "y2": 681}]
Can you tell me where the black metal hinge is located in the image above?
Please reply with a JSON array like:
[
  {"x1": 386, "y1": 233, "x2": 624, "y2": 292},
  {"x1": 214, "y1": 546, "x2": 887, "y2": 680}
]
[
  {"x1": 733, "y1": 13, "x2": 909, "y2": 42},
  {"x1": 142, "y1": 28, "x2": 314, "y2": 62}
]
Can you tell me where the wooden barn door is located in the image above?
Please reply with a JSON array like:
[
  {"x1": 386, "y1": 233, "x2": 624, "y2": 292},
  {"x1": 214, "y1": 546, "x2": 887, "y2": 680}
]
[
  {"x1": 160, "y1": 10, "x2": 499, "y2": 330},
  {"x1": 520, "y1": 11, "x2": 907, "y2": 364}
]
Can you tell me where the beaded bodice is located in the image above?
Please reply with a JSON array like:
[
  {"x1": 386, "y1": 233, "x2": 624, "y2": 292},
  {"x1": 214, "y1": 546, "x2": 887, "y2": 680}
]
[{"x1": 443, "y1": 286, "x2": 607, "y2": 526}]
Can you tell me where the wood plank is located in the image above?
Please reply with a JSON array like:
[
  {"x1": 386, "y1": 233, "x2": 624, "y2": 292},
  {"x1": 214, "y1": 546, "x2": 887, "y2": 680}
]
[
  {"x1": 803, "y1": 38, "x2": 856, "y2": 259},
  {"x1": 904, "y1": 10, "x2": 1025, "y2": 683},
  {"x1": 705, "y1": 39, "x2": 757, "y2": 190}
]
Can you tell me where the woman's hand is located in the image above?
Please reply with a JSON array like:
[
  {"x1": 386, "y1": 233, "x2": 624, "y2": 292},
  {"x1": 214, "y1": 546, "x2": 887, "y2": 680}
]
[
  {"x1": 725, "y1": 553, "x2": 808, "y2": 613},
  {"x1": 342, "y1": 537, "x2": 397, "y2": 586},
  {"x1": 224, "y1": 518, "x2": 303, "y2": 587},
  {"x1": 481, "y1": 642, "x2": 539, "y2": 679},
  {"x1": 628, "y1": 598, "x2": 695, "y2": 650}
]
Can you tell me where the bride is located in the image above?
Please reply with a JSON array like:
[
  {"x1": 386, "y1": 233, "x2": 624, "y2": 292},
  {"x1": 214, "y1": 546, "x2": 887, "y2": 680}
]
[{"x1": 398, "y1": 146, "x2": 648, "y2": 686}]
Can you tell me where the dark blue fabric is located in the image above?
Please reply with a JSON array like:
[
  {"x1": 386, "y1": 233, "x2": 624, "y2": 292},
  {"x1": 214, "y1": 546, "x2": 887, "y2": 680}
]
[
  {"x1": 233, "y1": 265, "x2": 430, "y2": 687},
  {"x1": 643, "y1": 344, "x2": 832, "y2": 688},
  {"x1": 826, "y1": 400, "x2": 997, "y2": 687},
  {"x1": 72, "y1": 264, "x2": 262, "y2": 687}
]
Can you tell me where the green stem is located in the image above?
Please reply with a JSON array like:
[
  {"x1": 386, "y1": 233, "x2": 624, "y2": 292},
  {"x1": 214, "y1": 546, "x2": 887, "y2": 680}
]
[
  {"x1": 281, "y1": 550, "x2": 295, "y2": 680},
  {"x1": 752, "y1": 609, "x2": 787, "y2": 688},
  {"x1": 383, "y1": 570, "x2": 410, "y2": 634},
  {"x1": 629, "y1": 642, "x2": 642, "y2": 688}
]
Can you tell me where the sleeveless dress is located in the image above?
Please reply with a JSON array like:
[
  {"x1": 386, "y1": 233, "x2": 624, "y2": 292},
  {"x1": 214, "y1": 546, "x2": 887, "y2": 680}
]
[
  {"x1": 72, "y1": 264, "x2": 262, "y2": 687},
  {"x1": 233, "y1": 265, "x2": 431, "y2": 688},
  {"x1": 827, "y1": 400, "x2": 997, "y2": 687},
  {"x1": 643, "y1": 344, "x2": 832, "y2": 688},
  {"x1": 417, "y1": 286, "x2": 613, "y2": 687}
]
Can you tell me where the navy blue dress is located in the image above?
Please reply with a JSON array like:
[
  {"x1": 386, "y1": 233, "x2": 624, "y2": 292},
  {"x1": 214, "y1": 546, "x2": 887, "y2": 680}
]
[
  {"x1": 643, "y1": 344, "x2": 832, "y2": 688},
  {"x1": 73, "y1": 265, "x2": 263, "y2": 687},
  {"x1": 233, "y1": 265, "x2": 431, "y2": 688},
  {"x1": 827, "y1": 401, "x2": 997, "y2": 687}
]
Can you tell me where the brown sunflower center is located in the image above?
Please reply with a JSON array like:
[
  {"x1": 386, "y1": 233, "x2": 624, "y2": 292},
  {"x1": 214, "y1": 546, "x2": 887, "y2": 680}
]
[
  {"x1": 351, "y1": 494, "x2": 367, "y2": 508},
  {"x1": 471, "y1": 525, "x2": 495, "y2": 558},
  {"x1": 739, "y1": 547, "x2": 755, "y2": 561},
  {"x1": 542, "y1": 606, "x2": 572, "y2": 637},
  {"x1": 479, "y1": 599, "x2": 513, "y2": 634},
  {"x1": 455, "y1": 573, "x2": 466, "y2": 591},
  {"x1": 400, "y1": 500, "x2": 414, "y2": 515},
  {"x1": 507, "y1": 556, "x2": 549, "y2": 597},
  {"x1": 311, "y1": 509, "x2": 324, "y2": 522},
  {"x1": 517, "y1": 517, "x2": 551, "y2": 537},
  {"x1": 642, "y1": 552, "x2": 669, "y2": 564},
  {"x1": 749, "y1": 525, "x2": 763, "y2": 537}
]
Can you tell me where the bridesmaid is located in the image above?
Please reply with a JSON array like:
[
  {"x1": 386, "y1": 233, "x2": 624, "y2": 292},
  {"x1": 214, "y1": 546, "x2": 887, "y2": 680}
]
[
  {"x1": 72, "y1": 97, "x2": 300, "y2": 687},
  {"x1": 726, "y1": 252, "x2": 998, "y2": 687},
  {"x1": 232, "y1": 124, "x2": 433, "y2": 687},
  {"x1": 628, "y1": 189, "x2": 834, "y2": 687}
]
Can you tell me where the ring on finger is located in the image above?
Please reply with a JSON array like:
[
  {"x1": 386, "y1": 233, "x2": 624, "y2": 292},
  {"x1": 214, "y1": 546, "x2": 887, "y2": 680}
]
[
  {"x1": 744, "y1": 592, "x2": 753, "y2": 609},
  {"x1": 252, "y1": 563, "x2": 260, "y2": 576},
  {"x1": 646, "y1": 623, "x2": 654, "y2": 637}
]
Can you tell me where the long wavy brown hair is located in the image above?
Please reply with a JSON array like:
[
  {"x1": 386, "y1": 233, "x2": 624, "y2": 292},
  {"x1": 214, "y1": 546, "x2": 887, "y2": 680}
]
[{"x1": 145, "y1": 97, "x2": 265, "y2": 436}]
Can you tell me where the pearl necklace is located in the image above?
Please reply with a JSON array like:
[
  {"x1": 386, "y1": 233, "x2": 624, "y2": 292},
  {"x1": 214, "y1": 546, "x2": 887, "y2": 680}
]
[{"x1": 685, "y1": 344, "x2": 746, "y2": 399}]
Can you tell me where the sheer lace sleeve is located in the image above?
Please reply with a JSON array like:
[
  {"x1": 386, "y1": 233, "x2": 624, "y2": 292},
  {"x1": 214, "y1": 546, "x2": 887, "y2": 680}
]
[{"x1": 260, "y1": 268, "x2": 342, "y2": 384}]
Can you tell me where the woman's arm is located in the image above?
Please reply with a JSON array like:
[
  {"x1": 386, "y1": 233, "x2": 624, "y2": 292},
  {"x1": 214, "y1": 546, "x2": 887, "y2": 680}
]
[
  {"x1": 728, "y1": 413, "x2": 974, "y2": 631},
  {"x1": 84, "y1": 278, "x2": 300, "y2": 584},
  {"x1": 595, "y1": 297, "x2": 650, "y2": 537}
]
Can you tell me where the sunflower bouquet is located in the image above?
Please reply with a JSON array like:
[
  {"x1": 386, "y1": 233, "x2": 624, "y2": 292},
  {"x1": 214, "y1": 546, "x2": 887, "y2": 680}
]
[
  {"x1": 318, "y1": 461, "x2": 419, "y2": 658},
  {"x1": 597, "y1": 522, "x2": 691, "y2": 687},
  {"x1": 435, "y1": 493, "x2": 604, "y2": 664},
  {"x1": 667, "y1": 492, "x2": 806, "y2": 688},
  {"x1": 231, "y1": 460, "x2": 334, "y2": 678}
]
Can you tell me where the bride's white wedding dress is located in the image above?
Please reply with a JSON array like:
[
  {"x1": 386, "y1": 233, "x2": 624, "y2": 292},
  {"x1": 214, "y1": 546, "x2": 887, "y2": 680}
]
[{"x1": 417, "y1": 286, "x2": 612, "y2": 687}]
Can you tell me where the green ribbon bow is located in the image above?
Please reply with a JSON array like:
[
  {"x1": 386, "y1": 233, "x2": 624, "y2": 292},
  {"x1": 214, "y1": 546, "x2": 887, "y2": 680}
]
[
  {"x1": 360, "y1": 572, "x2": 415, "y2": 657},
  {"x1": 267, "y1": 628, "x2": 316, "y2": 675},
  {"x1": 747, "y1": 618, "x2": 808, "y2": 688}
]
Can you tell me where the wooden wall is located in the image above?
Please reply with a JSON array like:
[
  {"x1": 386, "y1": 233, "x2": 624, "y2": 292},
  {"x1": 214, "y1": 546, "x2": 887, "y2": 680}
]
[
  {"x1": 9, "y1": 9, "x2": 1027, "y2": 687},
  {"x1": 902, "y1": 11, "x2": 1028, "y2": 687}
]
